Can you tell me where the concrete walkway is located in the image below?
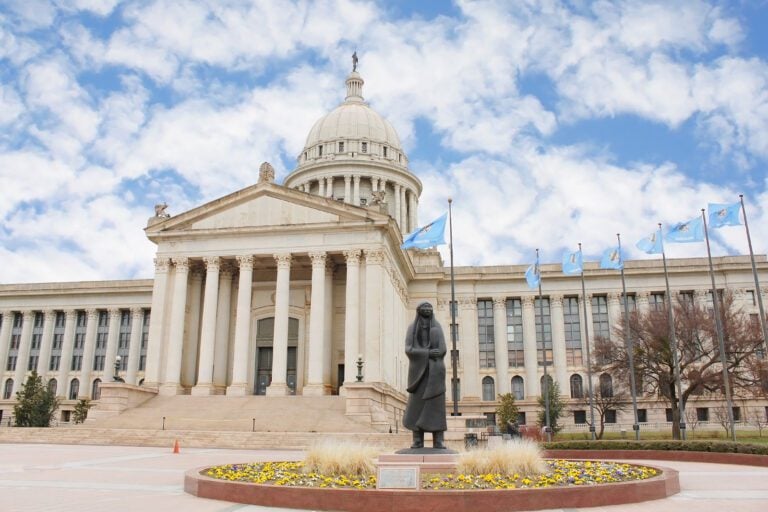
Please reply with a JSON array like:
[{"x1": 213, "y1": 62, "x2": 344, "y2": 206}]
[{"x1": 1, "y1": 443, "x2": 767, "y2": 512}]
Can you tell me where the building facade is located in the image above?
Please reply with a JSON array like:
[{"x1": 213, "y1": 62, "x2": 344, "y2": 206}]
[{"x1": 1, "y1": 70, "x2": 766, "y2": 429}]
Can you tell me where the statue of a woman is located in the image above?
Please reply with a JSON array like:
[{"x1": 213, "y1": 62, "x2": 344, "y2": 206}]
[{"x1": 402, "y1": 301, "x2": 448, "y2": 449}]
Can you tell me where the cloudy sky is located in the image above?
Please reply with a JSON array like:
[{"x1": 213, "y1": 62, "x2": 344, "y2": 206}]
[{"x1": 1, "y1": 0, "x2": 767, "y2": 283}]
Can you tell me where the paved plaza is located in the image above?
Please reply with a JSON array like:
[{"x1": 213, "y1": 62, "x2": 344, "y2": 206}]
[{"x1": 1, "y1": 443, "x2": 767, "y2": 511}]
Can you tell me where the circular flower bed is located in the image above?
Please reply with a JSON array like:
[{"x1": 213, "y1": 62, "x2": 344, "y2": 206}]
[{"x1": 204, "y1": 459, "x2": 657, "y2": 490}]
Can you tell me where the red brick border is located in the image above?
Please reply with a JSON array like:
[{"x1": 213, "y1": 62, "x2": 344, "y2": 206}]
[
  {"x1": 185, "y1": 462, "x2": 679, "y2": 512},
  {"x1": 543, "y1": 449, "x2": 768, "y2": 467}
]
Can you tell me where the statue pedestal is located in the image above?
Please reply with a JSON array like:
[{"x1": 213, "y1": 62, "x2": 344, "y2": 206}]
[{"x1": 377, "y1": 453, "x2": 458, "y2": 476}]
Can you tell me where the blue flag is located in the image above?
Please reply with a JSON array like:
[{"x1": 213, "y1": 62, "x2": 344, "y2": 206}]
[
  {"x1": 708, "y1": 202, "x2": 741, "y2": 228},
  {"x1": 525, "y1": 262, "x2": 540, "y2": 289},
  {"x1": 401, "y1": 213, "x2": 447, "y2": 249},
  {"x1": 665, "y1": 216, "x2": 704, "y2": 243},
  {"x1": 636, "y1": 228, "x2": 663, "y2": 254},
  {"x1": 600, "y1": 246, "x2": 623, "y2": 270},
  {"x1": 562, "y1": 249, "x2": 583, "y2": 275}
]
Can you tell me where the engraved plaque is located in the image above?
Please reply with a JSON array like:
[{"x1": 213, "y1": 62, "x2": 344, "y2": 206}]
[{"x1": 376, "y1": 466, "x2": 420, "y2": 489}]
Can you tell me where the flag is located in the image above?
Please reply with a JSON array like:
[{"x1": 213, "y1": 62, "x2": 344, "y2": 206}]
[
  {"x1": 525, "y1": 262, "x2": 540, "y2": 289},
  {"x1": 636, "y1": 228, "x2": 663, "y2": 254},
  {"x1": 708, "y1": 202, "x2": 741, "y2": 228},
  {"x1": 600, "y1": 246, "x2": 623, "y2": 270},
  {"x1": 665, "y1": 216, "x2": 704, "y2": 243},
  {"x1": 400, "y1": 213, "x2": 447, "y2": 249},
  {"x1": 562, "y1": 249, "x2": 583, "y2": 275}
]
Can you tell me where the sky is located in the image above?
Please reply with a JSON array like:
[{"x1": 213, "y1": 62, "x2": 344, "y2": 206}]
[{"x1": 1, "y1": 0, "x2": 768, "y2": 283}]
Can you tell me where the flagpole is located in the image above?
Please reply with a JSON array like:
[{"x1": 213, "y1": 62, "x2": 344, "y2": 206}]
[
  {"x1": 535, "y1": 249, "x2": 552, "y2": 442},
  {"x1": 740, "y1": 194, "x2": 768, "y2": 359},
  {"x1": 618, "y1": 234, "x2": 640, "y2": 440},
  {"x1": 578, "y1": 243, "x2": 597, "y2": 441},
  {"x1": 659, "y1": 223, "x2": 687, "y2": 440},
  {"x1": 701, "y1": 210, "x2": 737, "y2": 442},
  {"x1": 448, "y1": 198, "x2": 459, "y2": 417}
]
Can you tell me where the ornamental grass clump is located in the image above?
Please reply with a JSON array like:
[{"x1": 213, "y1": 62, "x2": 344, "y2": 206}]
[
  {"x1": 458, "y1": 439, "x2": 547, "y2": 476},
  {"x1": 303, "y1": 440, "x2": 379, "y2": 477}
]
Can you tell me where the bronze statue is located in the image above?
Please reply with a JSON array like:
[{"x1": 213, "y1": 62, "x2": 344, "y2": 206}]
[
  {"x1": 402, "y1": 301, "x2": 448, "y2": 449},
  {"x1": 352, "y1": 51, "x2": 358, "y2": 72}
]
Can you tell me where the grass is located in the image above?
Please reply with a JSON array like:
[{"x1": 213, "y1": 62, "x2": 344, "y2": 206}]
[
  {"x1": 457, "y1": 439, "x2": 547, "y2": 475},
  {"x1": 302, "y1": 439, "x2": 379, "y2": 477}
]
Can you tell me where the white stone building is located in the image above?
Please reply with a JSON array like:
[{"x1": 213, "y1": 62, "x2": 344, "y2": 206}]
[{"x1": 1, "y1": 70, "x2": 766, "y2": 431}]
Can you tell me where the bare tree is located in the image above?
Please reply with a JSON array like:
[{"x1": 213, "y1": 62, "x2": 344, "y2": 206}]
[
  {"x1": 593, "y1": 291, "x2": 764, "y2": 439},
  {"x1": 712, "y1": 405, "x2": 733, "y2": 437},
  {"x1": 685, "y1": 407, "x2": 700, "y2": 439},
  {"x1": 750, "y1": 406, "x2": 768, "y2": 437},
  {"x1": 575, "y1": 388, "x2": 629, "y2": 440}
]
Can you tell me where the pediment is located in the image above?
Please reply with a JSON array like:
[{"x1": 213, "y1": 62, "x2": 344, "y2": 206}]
[{"x1": 146, "y1": 182, "x2": 386, "y2": 234}]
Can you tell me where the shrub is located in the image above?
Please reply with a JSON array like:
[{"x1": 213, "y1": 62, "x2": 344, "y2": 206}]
[
  {"x1": 303, "y1": 440, "x2": 379, "y2": 476},
  {"x1": 457, "y1": 439, "x2": 547, "y2": 475},
  {"x1": 543, "y1": 440, "x2": 768, "y2": 455}
]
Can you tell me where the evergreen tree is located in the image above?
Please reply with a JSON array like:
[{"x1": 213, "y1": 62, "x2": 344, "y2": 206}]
[
  {"x1": 13, "y1": 371, "x2": 60, "y2": 427},
  {"x1": 72, "y1": 399, "x2": 91, "y2": 424},
  {"x1": 537, "y1": 379, "x2": 565, "y2": 435},
  {"x1": 495, "y1": 393, "x2": 520, "y2": 431}
]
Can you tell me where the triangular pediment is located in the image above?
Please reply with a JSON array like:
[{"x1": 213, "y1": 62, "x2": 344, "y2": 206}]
[{"x1": 146, "y1": 182, "x2": 388, "y2": 235}]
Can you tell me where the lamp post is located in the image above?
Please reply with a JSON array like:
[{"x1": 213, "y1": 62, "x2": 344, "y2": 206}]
[
  {"x1": 356, "y1": 355, "x2": 364, "y2": 382},
  {"x1": 113, "y1": 356, "x2": 124, "y2": 382}
]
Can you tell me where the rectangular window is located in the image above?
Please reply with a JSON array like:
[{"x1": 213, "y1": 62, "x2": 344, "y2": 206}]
[
  {"x1": 338, "y1": 141, "x2": 344, "y2": 153},
  {"x1": 49, "y1": 355, "x2": 60, "y2": 372},
  {"x1": 605, "y1": 409, "x2": 617, "y2": 423},
  {"x1": 71, "y1": 311, "x2": 86, "y2": 371},
  {"x1": 637, "y1": 409, "x2": 647, "y2": 423},
  {"x1": 517, "y1": 411, "x2": 526, "y2": 425},
  {"x1": 591, "y1": 296, "x2": 610, "y2": 339},
  {"x1": 6, "y1": 355, "x2": 17, "y2": 371},
  {"x1": 620, "y1": 293, "x2": 637, "y2": 312},
  {"x1": 574, "y1": 410, "x2": 587, "y2": 424},
  {"x1": 27, "y1": 355, "x2": 38, "y2": 371},
  {"x1": 139, "y1": 310, "x2": 150, "y2": 371},
  {"x1": 94, "y1": 310, "x2": 109, "y2": 371},
  {"x1": 696, "y1": 407, "x2": 709, "y2": 422},
  {"x1": 383, "y1": 146, "x2": 388, "y2": 158},
  {"x1": 535, "y1": 298, "x2": 552, "y2": 366},
  {"x1": 649, "y1": 292, "x2": 665, "y2": 311},
  {"x1": 563, "y1": 297, "x2": 582, "y2": 366},
  {"x1": 7, "y1": 312, "x2": 22, "y2": 371},
  {"x1": 361, "y1": 141, "x2": 367, "y2": 153},
  {"x1": 506, "y1": 299, "x2": 524, "y2": 367},
  {"x1": 28, "y1": 312, "x2": 43, "y2": 371},
  {"x1": 665, "y1": 408, "x2": 673, "y2": 422},
  {"x1": 732, "y1": 407, "x2": 741, "y2": 422},
  {"x1": 747, "y1": 290, "x2": 756, "y2": 306},
  {"x1": 318, "y1": 145, "x2": 323, "y2": 156},
  {"x1": 679, "y1": 291, "x2": 694, "y2": 308},
  {"x1": 118, "y1": 310, "x2": 131, "y2": 370},
  {"x1": 477, "y1": 300, "x2": 495, "y2": 368}
]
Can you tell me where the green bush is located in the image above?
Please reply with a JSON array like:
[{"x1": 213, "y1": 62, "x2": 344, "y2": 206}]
[{"x1": 543, "y1": 439, "x2": 768, "y2": 455}]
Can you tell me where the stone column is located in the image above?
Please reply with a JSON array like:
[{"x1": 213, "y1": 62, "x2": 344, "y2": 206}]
[
  {"x1": 213, "y1": 265, "x2": 233, "y2": 388},
  {"x1": 144, "y1": 257, "x2": 170, "y2": 387},
  {"x1": 637, "y1": 291, "x2": 650, "y2": 315},
  {"x1": 363, "y1": 249, "x2": 384, "y2": 382},
  {"x1": 521, "y1": 296, "x2": 538, "y2": 398},
  {"x1": 304, "y1": 251, "x2": 328, "y2": 395},
  {"x1": 0, "y1": 310, "x2": 12, "y2": 378},
  {"x1": 182, "y1": 268, "x2": 203, "y2": 387},
  {"x1": 353, "y1": 174, "x2": 361, "y2": 205},
  {"x1": 400, "y1": 186, "x2": 407, "y2": 232},
  {"x1": 161, "y1": 257, "x2": 189, "y2": 394},
  {"x1": 344, "y1": 175, "x2": 351, "y2": 203},
  {"x1": 326, "y1": 176, "x2": 334, "y2": 197},
  {"x1": 103, "y1": 308, "x2": 121, "y2": 379},
  {"x1": 342, "y1": 250, "x2": 361, "y2": 389},
  {"x1": 192, "y1": 256, "x2": 220, "y2": 395},
  {"x1": 266, "y1": 253, "x2": 292, "y2": 395},
  {"x1": 12, "y1": 311, "x2": 34, "y2": 394},
  {"x1": 56, "y1": 310, "x2": 76, "y2": 397},
  {"x1": 607, "y1": 292, "x2": 622, "y2": 339},
  {"x1": 126, "y1": 308, "x2": 143, "y2": 385},
  {"x1": 371, "y1": 177, "x2": 379, "y2": 192},
  {"x1": 318, "y1": 178, "x2": 325, "y2": 197},
  {"x1": 323, "y1": 262, "x2": 334, "y2": 387},
  {"x1": 36, "y1": 310, "x2": 56, "y2": 376},
  {"x1": 394, "y1": 184, "x2": 402, "y2": 227},
  {"x1": 459, "y1": 298, "x2": 480, "y2": 400},
  {"x1": 408, "y1": 191, "x2": 418, "y2": 234},
  {"x1": 228, "y1": 255, "x2": 254, "y2": 395},
  {"x1": 492, "y1": 297, "x2": 510, "y2": 395},
  {"x1": 550, "y1": 294, "x2": 568, "y2": 390},
  {"x1": 77, "y1": 309, "x2": 98, "y2": 399}
]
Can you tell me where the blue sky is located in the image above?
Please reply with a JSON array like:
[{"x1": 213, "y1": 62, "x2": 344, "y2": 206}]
[{"x1": 1, "y1": 0, "x2": 767, "y2": 283}]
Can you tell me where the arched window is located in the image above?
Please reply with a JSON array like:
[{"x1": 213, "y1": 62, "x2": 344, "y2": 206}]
[
  {"x1": 69, "y1": 378, "x2": 80, "y2": 400},
  {"x1": 91, "y1": 378, "x2": 101, "y2": 400},
  {"x1": 599, "y1": 373, "x2": 613, "y2": 398},
  {"x1": 540, "y1": 374, "x2": 554, "y2": 395},
  {"x1": 511, "y1": 376, "x2": 524, "y2": 400},
  {"x1": 3, "y1": 378, "x2": 13, "y2": 399},
  {"x1": 47, "y1": 378, "x2": 57, "y2": 395},
  {"x1": 138, "y1": 378, "x2": 144, "y2": 386},
  {"x1": 482, "y1": 376, "x2": 495, "y2": 401},
  {"x1": 570, "y1": 374, "x2": 583, "y2": 399}
]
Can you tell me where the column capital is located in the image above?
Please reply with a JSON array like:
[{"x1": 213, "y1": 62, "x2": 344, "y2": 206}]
[
  {"x1": 637, "y1": 291, "x2": 650, "y2": 303},
  {"x1": 274, "y1": 253, "x2": 292, "y2": 269},
  {"x1": 459, "y1": 297, "x2": 476, "y2": 310},
  {"x1": 309, "y1": 251, "x2": 327, "y2": 267},
  {"x1": 20, "y1": 309, "x2": 34, "y2": 319},
  {"x1": 344, "y1": 174, "x2": 351, "y2": 182},
  {"x1": 522, "y1": 295, "x2": 535, "y2": 307},
  {"x1": 363, "y1": 248, "x2": 385, "y2": 265},
  {"x1": 492, "y1": 296, "x2": 507, "y2": 310},
  {"x1": 154, "y1": 257, "x2": 171, "y2": 272},
  {"x1": 353, "y1": 174, "x2": 361, "y2": 181},
  {"x1": 42, "y1": 310, "x2": 56, "y2": 323},
  {"x1": 189, "y1": 267, "x2": 204, "y2": 280},
  {"x1": 108, "y1": 307, "x2": 121, "y2": 318},
  {"x1": 203, "y1": 256, "x2": 220, "y2": 271},
  {"x1": 64, "y1": 309, "x2": 77, "y2": 321},
  {"x1": 607, "y1": 292, "x2": 621, "y2": 305},
  {"x1": 86, "y1": 308, "x2": 99, "y2": 319},
  {"x1": 693, "y1": 289, "x2": 708, "y2": 299},
  {"x1": 130, "y1": 307, "x2": 144, "y2": 318},
  {"x1": 585, "y1": 292, "x2": 593, "y2": 301},
  {"x1": 172, "y1": 257, "x2": 190, "y2": 272},
  {"x1": 550, "y1": 294, "x2": 563, "y2": 306},
  {"x1": 343, "y1": 249, "x2": 362, "y2": 265},
  {"x1": 236, "y1": 254, "x2": 254, "y2": 271}
]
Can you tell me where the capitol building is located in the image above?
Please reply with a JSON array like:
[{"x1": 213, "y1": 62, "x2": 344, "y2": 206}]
[{"x1": 0, "y1": 67, "x2": 766, "y2": 433}]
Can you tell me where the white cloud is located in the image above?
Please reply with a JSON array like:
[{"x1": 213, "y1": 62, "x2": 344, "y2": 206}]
[{"x1": 0, "y1": 84, "x2": 24, "y2": 125}]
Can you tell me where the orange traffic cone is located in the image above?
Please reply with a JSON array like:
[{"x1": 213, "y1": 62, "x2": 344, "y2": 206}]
[{"x1": 172, "y1": 439, "x2": 180, "y2": 454}]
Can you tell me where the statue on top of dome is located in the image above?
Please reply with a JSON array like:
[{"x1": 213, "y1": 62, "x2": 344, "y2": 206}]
[{"x1": 352, "y1": 51, "x2": 358, "y2": 72}]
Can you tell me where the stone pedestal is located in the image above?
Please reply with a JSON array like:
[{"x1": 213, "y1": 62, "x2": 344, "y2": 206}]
[
  {"x1": 377, "y1": 453, "x2": 458, "y2": 476},
  {"x1": 86, "y1": 382, "x2": 157, "y2": 423}
]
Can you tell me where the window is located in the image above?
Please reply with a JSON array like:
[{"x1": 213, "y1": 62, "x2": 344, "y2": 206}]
[
  {"x1": 649, "y1": 292, "x2": 665, "y2": 311},
  {"x1": 732, "y1": 407, "x2": 741, "y2": 422},
  {"x1": 535, "y1": 298, "x2": 552, "y2": 366},
  {"x1": 665, "y1": 408, "x2": 673, "y2": 422},
  {"x1": 605, "y1": 409, "x2": 617, "y2": 423},
  {"x1": 118, "y1": 310, "x2": 131, "y2": 370},
  {"x1": 563, "y1": 297, "x2": 582, "y2": 365},
  {"x1": 506, "y1": 299, "x2": 524, "y2": 367},
  {"x1": 7, "y1": 312, "x2": 22, "y2": 371},
  {"x1": 591, "y1": 296, "x2": 610, "y2": 339},
  {"x1": 637, "y1": 409, "x2": 647, "y2": 423},
  {"x1": 361, "y1": 141, "x2": 367, "y2": 153},
  {"x1": 696, "y1": 407, "x2": 709, "y2": 422},
  {"x1": 679, "y1": 291, "x2": 694, "y2": 309},
  {"x1": 599, "y1": 373, "x2": 613, "y2": 397},
  {"x1": 482, "y1": 376, "x2": 495, "y2": 401},
  {"x1": 382, "y1": 146, "x2": 388, "y2": 158},
  {"x1": 28, "y1": 312, "x2": 43, "y2": 371},
  {"x1": 94, "y1": 311, "x2": 108, "y2": 371},
  {"x1": 91, "y1": 378, "x2": 101, "y2": 400},
  {"x1": 69, "y1": 378, "x2": 80, "y2": 400},
  {"x1": 71, "y1": 311, "x2": 86, "y2": 371},
  {"x1": 338, "y1": 141, "x2": 344, "y2": 153},
  {"x1": 477, "y1": 300, "x2": 495, "y2": 368},
  {"x1": 511, "y1": 376, "x2": 524, "y2": 400},
  {"x1": 139, "y1": 310, "x2": 150, "y2": 371},
  {"x1": 318, "y1": 145, "x2": 323, "y2": 157},
  {"x1": 747, "y1": 290, "x2": 756, "y2": 306},
  {"x1": 47, "y1": 378, "x2": 57, "y2": 395},
  {"x1": 574, "y1": 410, "x2": 587, "y2": 424},
  {"x1": 517, "y1": 412, "x2": 526, "y2": 425},
  {"x1": 620, "y1": 293, "x2": 637, "y2": 313},
  {"x1": 570, "y1": 374, "x2": 583, "y2": 399},
  {"x1": 50, "y1": 311, "x2": 65, "y2": 372},
  {"x1": 3, "y1": 379, "x2": 13, "y2": 399}
]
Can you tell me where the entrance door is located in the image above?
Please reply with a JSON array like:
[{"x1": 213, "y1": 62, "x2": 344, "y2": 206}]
[
  {"x1": 255, "y1": 347, "x2": 272, "y2": 395},
  {"x1": 287, "y1": 347, "x2": 297, "y2": 395}
]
